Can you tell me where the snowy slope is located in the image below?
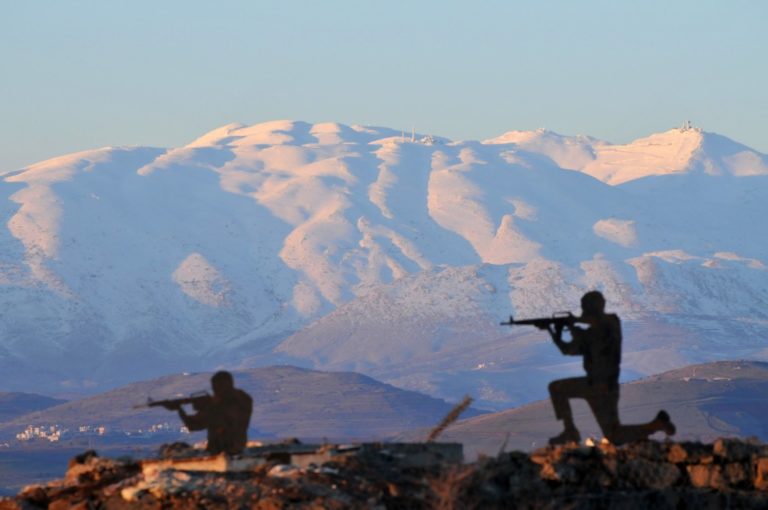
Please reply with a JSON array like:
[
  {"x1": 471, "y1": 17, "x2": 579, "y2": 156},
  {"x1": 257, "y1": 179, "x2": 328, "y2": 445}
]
[
  {"x1": 484, "y1": 124, "x2": 768, "y2": 184},
  {"x1": 0, "y1": 121, "x2": 766, "y2": 409},
  {"x1": 483, "y1": 128, "x2": 602, "y2": 170}
]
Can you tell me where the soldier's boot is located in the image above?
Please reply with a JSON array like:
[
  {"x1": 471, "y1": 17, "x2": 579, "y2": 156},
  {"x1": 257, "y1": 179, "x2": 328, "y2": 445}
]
[{"x1": 652, "y1": 410, "x2": 676, "y2": 436}]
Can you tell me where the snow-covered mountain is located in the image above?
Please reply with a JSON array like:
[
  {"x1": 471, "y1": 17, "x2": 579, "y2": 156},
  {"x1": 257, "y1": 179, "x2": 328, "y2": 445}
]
[{"x1": 0, "y1": 120, "x2": 766, "y2": 409}]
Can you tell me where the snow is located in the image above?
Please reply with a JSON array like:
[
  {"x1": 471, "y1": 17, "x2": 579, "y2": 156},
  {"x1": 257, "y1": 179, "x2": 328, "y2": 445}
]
[
  {"x1": 483, "y1": 128, "x2": 600, "y2": 170},
  {"x1": 584, "y1": 129, "x2": 704, "y2": 184},
  {"x1": 486, "y1": 126, "x2": 768, "y2": 185},
  {"x1": 592, "y1": 219, "x2": 637, "y2": 247},
  {"x1": 172, "y1": 253, "x2": 231, "y2": 307},
  {"x1": 0, "y1": 120, "x2": 766, "y2": 408}
]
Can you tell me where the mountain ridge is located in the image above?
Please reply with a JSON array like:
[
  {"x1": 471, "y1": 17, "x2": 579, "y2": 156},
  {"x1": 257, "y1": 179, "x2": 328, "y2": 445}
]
[
  {"x1": 0, "y1": 120, "x2": 765, "y2": 408},
  {"x1": 0, "y1": 393, "x2": 66, "y2": 423},
  {"x1": 0, "y1": 365, "x2": 483, "y2": 442}
]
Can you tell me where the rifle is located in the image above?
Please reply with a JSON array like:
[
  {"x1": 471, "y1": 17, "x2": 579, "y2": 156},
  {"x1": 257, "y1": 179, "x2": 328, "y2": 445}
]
[
  {"x1": 133, "y1": 391, "x2": 212, "y2": 411},
  {"x1": 500, "y1": 311, "x2": 582, "y2": 330}
]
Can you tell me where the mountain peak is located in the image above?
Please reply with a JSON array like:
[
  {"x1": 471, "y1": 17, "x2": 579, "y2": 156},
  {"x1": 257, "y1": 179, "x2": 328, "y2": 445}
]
[
  {"x1": 184, "y1": 120, "x2": 406, "y2": 150},
  {"x1": 186, "y1": 122, "x2": 247, "y2": 148},
  {"x1": 482, "y1": 129, "x2": 600, "y2": 170},
  {"x1": 483, "y1": 127, "x2": 551, "y2": 144},
  {"x1": 479, "y1": 123, "x2": 767, "y2": 185},
  {"x1": 581, "y1": 128, "x2": 705, "y2": 184},
  {"x1": 1, "y1": 119, "x2": 766, "y2": 405},
  {"x1": 565, "y1": 126, "x2": 768, "y2": 185}
]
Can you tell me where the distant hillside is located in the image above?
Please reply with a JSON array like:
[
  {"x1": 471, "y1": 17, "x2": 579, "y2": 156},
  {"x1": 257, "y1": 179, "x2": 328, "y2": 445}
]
[
  {"x1": 401, "y1": 361, "x2": 768, "y2": 458},
  {"x1": 0, "y1": 366, "x2": 482, "y2": 442},
  {"x1": 0, "y1": 392, "x2": 65, "y2": 423},
  {"x1": 0, "y1": 119, "x2": 766, "y2": 414}
]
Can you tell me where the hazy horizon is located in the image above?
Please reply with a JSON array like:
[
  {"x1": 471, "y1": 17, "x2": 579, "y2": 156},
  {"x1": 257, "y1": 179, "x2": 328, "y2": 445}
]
[{"x1": 1, "y1": 0, "x2": 766, "y2": 172}]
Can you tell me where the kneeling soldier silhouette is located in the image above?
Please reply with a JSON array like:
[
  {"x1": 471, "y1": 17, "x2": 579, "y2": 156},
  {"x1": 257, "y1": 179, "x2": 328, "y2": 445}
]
[{"x1": 547, "y1": 291, "x2": 676, "y2": 445}]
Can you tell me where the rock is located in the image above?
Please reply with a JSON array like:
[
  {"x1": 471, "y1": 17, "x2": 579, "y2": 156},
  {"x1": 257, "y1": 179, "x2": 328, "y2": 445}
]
[
  {"x1": 7, "y1": 440, "x2": 768, "y2": 508},
  {"x1": 687, "y1": 464, "x2": 724, "y2": 490},
  {"x1": 157, "y1": 442, "x2": 196, "y2": 459},
  {"x1": 268, "y1": 464, "x2": 303, "y2": 478},
  {"x1": 0, "y1": 499, "x2": 25, "y2": 510},
  {"x1": 713, "y1": 438, "x2": 757, "y2": 462},
  {"x1": 754, "y1": 457, "x2": 768, "y2": 490},
  {"x1": 722, "y1": 462, "x2": 751, "y2": 488},
  {"x1": 68, "y1": 450, "x2": 99, "y2": 468},
  {"x1": 619, "y1": 458, "x2": 680, "y2": 490},
  {"x1": 667, "y1": 443, "x2": 687, "y2": 464},
  {"x1": 680, "y1": 442, "x2": 715, "y2": 464},
  {"x1": 16, "y1": 486, "x2": 46, "y2": 506},
  {"x1": 623, "y1": 440, "x2": 668, "y2": 462}
]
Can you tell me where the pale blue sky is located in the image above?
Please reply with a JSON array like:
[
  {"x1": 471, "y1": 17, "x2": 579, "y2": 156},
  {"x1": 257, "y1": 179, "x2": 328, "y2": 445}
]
[{"x1": 1, "y1": 0, "x2": 766, "y2": 172}]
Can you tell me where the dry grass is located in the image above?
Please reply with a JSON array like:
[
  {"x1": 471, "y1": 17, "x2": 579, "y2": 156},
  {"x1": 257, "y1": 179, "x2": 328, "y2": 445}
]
[
  {"x1": 429, "y1": 464, "x2": 476, "y2": 510},
  {"x1": 427, "y1": 395, "x2": 473, "y2": 442}
]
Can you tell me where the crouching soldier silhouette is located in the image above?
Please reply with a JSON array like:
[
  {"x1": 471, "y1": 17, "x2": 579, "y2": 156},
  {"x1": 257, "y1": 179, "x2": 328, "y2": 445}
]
[
  {"x1": 164, "y1": 371, "x2": 253, "y2": 454},
  {"x1": 547, "y1": 291, "x2": 676, "y2": 445}
]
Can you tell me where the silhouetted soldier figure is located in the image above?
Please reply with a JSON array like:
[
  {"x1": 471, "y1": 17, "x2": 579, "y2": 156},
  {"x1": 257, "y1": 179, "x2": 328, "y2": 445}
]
[
  {"x1": 547, "y1": 291, "x2": 675, "y2": 445},
  {"x1": 173, "y1": 371, "x2": 253, "y2": 454}
]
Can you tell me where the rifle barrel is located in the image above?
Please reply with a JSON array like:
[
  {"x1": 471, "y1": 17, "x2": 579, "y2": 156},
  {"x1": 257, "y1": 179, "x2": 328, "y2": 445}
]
[{"x1": 500, "y1": 312, "x2": 579, "y2": 328}]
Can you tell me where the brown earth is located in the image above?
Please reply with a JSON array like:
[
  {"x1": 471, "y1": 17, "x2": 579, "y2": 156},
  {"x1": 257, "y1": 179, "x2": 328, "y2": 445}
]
[{"x1": 3, "y1": 438, "x2": 768, "y2": 509}]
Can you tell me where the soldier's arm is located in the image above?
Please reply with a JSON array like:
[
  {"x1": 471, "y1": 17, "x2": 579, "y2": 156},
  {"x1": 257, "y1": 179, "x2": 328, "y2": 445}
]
[
  {"x1": 569, "y1": 324, "x2": 589, "y2": 340},
  {"x1": 549, "y1": 323, "x2": 583, "y2": 355},
  {"x1": 178, "y1": 407, "x2": 207, "y2": 432}
]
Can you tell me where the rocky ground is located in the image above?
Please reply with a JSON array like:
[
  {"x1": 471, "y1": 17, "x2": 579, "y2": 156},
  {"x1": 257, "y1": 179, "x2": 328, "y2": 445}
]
[{"x1": 3, "y1": 438, "x2": 768, "y2": 509}]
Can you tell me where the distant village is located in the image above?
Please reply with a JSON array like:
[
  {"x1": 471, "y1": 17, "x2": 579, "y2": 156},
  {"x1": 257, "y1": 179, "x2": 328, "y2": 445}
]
[{"x1": 8, "y1": 422, "x2": 190, "y2": 445}]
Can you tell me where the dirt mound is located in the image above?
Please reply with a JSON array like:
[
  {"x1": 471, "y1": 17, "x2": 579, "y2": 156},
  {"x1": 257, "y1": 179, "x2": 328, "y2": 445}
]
[{"x1": 3, "y1": 439, "x2": 768, "y2": 509}]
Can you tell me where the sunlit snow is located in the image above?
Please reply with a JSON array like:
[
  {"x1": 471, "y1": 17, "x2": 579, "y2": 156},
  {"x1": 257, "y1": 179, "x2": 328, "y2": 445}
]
[{"x1": 0, "y1": 120, "x2": 766, "y2": 409}]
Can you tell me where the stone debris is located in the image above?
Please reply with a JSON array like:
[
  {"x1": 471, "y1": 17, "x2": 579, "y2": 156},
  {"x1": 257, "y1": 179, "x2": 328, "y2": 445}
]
[
  {"x1": 267, "y1": 464, "x2": 304, "y2": 478},
  {"x1": 2, "y1": 439, "x2": 768, "y2": 509}
]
